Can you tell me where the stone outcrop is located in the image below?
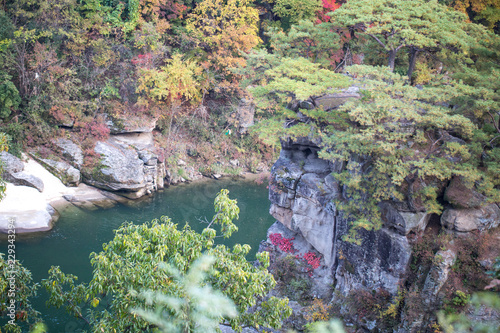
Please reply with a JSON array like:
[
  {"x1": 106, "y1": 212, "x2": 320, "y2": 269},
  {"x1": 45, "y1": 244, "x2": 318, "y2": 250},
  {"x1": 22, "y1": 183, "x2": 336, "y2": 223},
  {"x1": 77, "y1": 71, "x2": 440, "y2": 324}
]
[
  {"x1": 107, "y1": 113, "x2": 157, "y2": 134},
  {"x1": 379, "y1": 201, "x2": 431, "y2": 235},
  {"x1": 265, "y1": 87, "x2": 499, "y2": 331},
  {"x1": 84, "y1": 140, "x2": 146, "y2": 193},
  {"x1": 444, "y1": 176, "x2": 487, "y2": 209},
  {"x1": 81, "y1": 135, "x2": 166, "y2": 198},
  {"x1": 0, "y1": 151, "x2": 24, "y2": 174},
  {"x1": 37, "y1": 157, "x2": 81, "y2": 187},
  {"x1": 441, "y1": 203, "x2": 500, "y2": 232},
  {"x1": 266, "y1": 88, "x2": 423, "y2": 298},
  {"x1": 0, "y1": 183, "x2": 57, "y2": 232},
  {"x1": 269, "y1": 139, "x2": 417, "y2": 297},
  {"x1": 1, "y1": 152, "x2": 44, "y2": 192},
  {"x1": 4, "y1": 171, "x2": 45, "y2": 192},
  {"x1": 53, "y1": 138, "x2": 84, "y2": 168},
  {"x1": 0, "y1": 156, "x2": 138, "y2": 233},
  {"x1": 62, "y1": 183, "x2": 132, "y2": 210}
]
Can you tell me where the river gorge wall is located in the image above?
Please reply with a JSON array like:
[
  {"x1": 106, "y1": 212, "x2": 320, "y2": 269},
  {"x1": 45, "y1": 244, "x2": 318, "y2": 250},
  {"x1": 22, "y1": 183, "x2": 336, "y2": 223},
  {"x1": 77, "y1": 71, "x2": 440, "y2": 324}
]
[{"x1": 264, "y1": 92, "x2": 500, "y2": 331}]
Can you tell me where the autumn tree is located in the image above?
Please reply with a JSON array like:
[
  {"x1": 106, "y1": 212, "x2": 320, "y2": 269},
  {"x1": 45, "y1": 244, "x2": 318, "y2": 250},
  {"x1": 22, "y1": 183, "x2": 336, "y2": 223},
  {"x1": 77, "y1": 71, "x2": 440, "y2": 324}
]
[
  {"x1": 331, "y1": 0, "x2": 473, "y2": 78},
  {"x1": 43, "y1": 190, "x2": 292, "y2": 332},
  {"x1": 186, "y1": 0, "x2": 260, "y2": 92},
  {"x1": 136, "y1": 53, "x2": 207, "y2": 140},
  {"x1": 440, "y1": 0, "x2": 500, "y2": 30}
]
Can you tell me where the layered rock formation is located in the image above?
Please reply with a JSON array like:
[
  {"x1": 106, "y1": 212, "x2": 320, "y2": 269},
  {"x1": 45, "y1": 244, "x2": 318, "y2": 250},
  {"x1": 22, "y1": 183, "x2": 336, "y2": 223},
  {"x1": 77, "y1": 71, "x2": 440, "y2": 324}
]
[
  {"x1": 268, "y1": 137, "x2": 419, "y2": 297},
  {"x1": 265, "y1": 89, "x2": 500, "y2": 330}
]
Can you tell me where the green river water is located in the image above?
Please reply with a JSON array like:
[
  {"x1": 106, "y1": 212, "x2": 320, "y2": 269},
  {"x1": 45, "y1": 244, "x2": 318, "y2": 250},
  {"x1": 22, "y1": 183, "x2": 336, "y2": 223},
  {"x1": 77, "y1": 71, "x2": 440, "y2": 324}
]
[{"x1": 0, "y1": 178, "x2": 275, "y2": 332}]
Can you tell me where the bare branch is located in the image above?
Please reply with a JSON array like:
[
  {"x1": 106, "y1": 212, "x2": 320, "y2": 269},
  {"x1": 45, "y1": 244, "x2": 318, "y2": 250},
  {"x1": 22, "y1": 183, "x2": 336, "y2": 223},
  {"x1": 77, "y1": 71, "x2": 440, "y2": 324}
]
[
  {"x1": 367, "y1": 33, "x2": 387, "y2": 49},
  {"x1": 487, "y1": 110, "x2": 500, "y2": 133}
]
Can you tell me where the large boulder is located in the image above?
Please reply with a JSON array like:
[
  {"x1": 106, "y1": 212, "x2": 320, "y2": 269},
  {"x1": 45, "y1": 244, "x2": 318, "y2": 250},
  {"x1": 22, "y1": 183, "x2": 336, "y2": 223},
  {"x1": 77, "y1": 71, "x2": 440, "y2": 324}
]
[
  {"x1": 53, "y1": 138, "x2": 84, "y2": 168},
  {"x1": 1, "y1": 152, "x2": 45, "y2": 191},
  {"x1": 0, "y1": 151, "x2": 24, "y2": 174},
  {"x1": 4, "y1": 172, "x2": 44, "y2": 192},
  {"x1": 444, "y1": 176, "x2": 487, "y2": 208},
  {"x1": 0, "y1": 183, "x2": 57, "y2": 233},
  {"x1": 441, "y1": 203, "x2": 500, "y2": 232},
  {"x1": 379, "y1": 201, "x2": 431, "y2": 235},
  {"x1": 83, "y1": 141, "x2": 146, "y2": 194}
]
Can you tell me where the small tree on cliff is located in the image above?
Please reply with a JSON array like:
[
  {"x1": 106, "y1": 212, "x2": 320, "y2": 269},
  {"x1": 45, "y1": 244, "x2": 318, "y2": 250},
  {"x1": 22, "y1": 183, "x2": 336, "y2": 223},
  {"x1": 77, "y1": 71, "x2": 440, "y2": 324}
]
[{"x1": 43, "y1": 190, "x2": 292, "y2": 332}]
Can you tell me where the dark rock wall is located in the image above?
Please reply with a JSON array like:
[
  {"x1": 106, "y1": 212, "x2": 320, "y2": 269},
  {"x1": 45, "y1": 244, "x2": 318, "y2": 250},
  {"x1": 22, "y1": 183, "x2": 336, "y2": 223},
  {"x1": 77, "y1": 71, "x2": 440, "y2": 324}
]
[{"x1": 269, "y1": 138, "x2": 416, "y2": 296}]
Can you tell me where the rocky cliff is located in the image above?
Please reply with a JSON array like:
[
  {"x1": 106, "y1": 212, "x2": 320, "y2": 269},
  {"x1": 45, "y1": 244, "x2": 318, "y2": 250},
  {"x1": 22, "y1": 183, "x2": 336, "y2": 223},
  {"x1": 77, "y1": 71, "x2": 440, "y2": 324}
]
[{"x1": 264, "y1": 91, "x2": 500, "y2": 331}]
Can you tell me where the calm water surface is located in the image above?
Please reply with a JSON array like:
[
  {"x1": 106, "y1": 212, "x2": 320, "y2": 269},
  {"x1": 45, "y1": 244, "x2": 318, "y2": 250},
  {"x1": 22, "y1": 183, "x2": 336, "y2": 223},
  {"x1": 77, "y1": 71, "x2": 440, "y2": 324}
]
[{"x1": 0, "y1": 178, "x2": 274, "y2": 332}]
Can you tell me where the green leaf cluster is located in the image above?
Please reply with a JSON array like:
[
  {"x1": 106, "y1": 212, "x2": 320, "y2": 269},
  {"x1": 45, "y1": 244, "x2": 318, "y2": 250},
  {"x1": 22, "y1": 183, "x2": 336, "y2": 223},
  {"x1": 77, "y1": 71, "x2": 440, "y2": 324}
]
[
  {"x1": 0, "y1": 253, "x2": 42, "y2": 332},
  {"x1": 42, "y1": 190, "x2": 291, "y2": 332},
  {"x1": 131, "y1": 255, "x2": 238, "y2": 333},
  {"x1": 267, "y1": 20, "x2": 340, "y2": 67}
]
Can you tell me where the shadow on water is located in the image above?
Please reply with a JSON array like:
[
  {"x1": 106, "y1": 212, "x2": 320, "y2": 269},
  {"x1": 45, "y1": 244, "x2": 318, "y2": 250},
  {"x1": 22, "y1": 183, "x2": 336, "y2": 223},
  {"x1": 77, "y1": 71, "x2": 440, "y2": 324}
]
[{"x1": 0, "y1": 178, "x2": 275, "y2": 332}]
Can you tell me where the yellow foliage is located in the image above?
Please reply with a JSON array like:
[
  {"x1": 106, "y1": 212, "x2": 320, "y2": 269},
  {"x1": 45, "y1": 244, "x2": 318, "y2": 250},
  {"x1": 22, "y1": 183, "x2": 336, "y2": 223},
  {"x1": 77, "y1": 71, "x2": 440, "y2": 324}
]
[
  {"x1": 414, "y1": 61, "x2": 433, "y2": 85},
  {"x1": 304, "y1": 298, "x2": 333, "y2": 322},
  {"x1": 186, "y1": 0, "x2": 261, "y2": 87}
]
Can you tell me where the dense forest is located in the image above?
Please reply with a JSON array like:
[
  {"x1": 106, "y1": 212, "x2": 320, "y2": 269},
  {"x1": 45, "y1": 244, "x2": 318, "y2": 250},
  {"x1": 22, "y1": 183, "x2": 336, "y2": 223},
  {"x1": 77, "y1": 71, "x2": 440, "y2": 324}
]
[{"x1": 1, "y1": 0, "x2": 500, "y2": 332}]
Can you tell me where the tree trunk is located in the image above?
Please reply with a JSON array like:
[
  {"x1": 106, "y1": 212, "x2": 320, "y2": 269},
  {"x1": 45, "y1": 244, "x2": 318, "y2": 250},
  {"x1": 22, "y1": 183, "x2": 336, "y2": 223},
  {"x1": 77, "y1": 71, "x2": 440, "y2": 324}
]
[
  {"x1": 407, "y1": 47, "x2": 420, "y2": 81},
  {"x1": 388, "y1": 50, "x2": 396, "y2": 72}
]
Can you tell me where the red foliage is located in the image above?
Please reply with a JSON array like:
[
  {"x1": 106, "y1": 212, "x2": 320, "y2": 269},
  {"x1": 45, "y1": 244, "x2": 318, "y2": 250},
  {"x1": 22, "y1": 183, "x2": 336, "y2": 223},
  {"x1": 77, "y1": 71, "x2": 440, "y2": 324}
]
[
  {"x1": 303, "y1": 251, "x2": 321, "y2": 269},
  {"x1": 317, "y1": 0, "x2": 343, "y2": 23},
  {"x1": 131, "y1": 53, "x2": 154, "y2": 67},
  {"x1": 160, "y1": 0, "x2": 188, "y2": 20},
  {"x1": 269, "y1": 233, "x2": 323, "y2": 276},
  {"x1": 269, "y1": 233, "x2": 297, "y2": 254},
  {"x1": 79, "y1": 120, "x2": 110, "y2": 142}
]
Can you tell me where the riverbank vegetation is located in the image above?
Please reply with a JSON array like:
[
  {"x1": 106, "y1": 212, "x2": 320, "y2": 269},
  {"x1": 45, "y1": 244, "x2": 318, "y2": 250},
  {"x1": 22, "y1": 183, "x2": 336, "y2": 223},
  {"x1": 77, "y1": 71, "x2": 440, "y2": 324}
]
[
  {"x1": 1, "y1": 0, "x2": 499, "y2": 331},
  {"x1": 0, "y1": 0, "x2": 498, "y2": 220}
]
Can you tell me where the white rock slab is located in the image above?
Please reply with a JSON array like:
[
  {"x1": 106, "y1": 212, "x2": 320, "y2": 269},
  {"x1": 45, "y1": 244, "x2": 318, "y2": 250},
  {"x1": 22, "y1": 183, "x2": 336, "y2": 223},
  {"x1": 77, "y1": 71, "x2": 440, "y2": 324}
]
[
  {"x1": 0, "y1": 184, "x2": 55, "y2": 232},
  {"x1": 0, "y1": 156, "x2": 125, "y2": 233}
]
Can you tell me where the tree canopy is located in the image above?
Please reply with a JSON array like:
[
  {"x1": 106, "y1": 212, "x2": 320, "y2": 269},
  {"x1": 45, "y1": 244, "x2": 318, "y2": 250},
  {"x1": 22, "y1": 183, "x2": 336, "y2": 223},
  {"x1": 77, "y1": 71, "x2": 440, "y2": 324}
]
[{"x1": 331, "y1": 0, "x2": 474, "y2": 77}]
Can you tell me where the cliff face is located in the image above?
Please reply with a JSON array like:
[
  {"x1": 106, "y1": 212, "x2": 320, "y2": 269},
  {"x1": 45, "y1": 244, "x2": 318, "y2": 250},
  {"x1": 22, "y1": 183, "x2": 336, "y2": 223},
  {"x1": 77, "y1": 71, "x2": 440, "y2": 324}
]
[
  {"x1": 266, "y1": 91, "x2": 500, "y2": 330},
  {"x1": 269, "y1": 136, "x2": 420, "y2": 296}
]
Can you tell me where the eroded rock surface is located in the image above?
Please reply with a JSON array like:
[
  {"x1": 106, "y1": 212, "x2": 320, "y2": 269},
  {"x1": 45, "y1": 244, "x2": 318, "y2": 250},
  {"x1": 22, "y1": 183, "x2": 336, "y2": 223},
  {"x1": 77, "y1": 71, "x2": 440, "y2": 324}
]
[
  {"x1": 37, "y1": 158, "x2": 81, "y2": 187},
  {"x1": 84, "y1": 140, "x2": 146, "y2": 193},
  {"x1": 441, "y1": 203, "x2": 500, "y2": 232},
  {"x1": 53, "y1": 138, "x2": 84, "y2": 168}
]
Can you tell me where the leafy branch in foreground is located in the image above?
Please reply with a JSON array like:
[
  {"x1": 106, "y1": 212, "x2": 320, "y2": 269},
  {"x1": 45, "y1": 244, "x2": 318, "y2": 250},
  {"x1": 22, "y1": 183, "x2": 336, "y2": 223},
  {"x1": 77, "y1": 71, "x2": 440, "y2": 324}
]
[
  {"x1": 131, "y1": 255, "x2": 237, "y2": 333},
  {"x1": 43, "y1": 189, "x2": 291, "y2": 332},
  {"x1": 0, "y1": 253, "x2": 42, "y2": 332}
]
